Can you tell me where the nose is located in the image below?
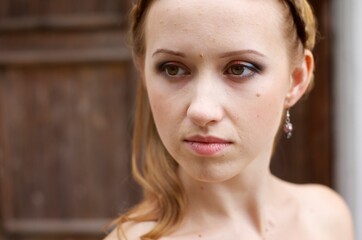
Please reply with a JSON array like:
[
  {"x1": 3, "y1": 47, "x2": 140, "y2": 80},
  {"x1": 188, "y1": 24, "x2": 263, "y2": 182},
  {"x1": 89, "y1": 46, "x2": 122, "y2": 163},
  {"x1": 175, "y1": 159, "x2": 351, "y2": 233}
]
[{"x1": 186, "y1": 77, "x2": 224, "y2": 127}]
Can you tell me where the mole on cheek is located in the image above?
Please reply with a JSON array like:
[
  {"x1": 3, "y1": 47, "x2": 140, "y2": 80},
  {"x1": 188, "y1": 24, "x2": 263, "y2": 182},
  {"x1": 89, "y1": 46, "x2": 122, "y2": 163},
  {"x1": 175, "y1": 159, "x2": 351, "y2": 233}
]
[
  {"x1": 199, "y1": 53, "x2": 204, "y2": 58},
  {"x1": 256, "y1": 93, "x2": 261, "y2": 98}
]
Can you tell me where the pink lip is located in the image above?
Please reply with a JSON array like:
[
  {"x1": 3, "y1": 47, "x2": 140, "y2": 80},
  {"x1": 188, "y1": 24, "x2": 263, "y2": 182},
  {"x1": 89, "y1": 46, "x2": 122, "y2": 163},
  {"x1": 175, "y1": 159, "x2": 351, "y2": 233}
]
[{"x1": 184, "y1": 135, "x2": 232, "y2": 156}]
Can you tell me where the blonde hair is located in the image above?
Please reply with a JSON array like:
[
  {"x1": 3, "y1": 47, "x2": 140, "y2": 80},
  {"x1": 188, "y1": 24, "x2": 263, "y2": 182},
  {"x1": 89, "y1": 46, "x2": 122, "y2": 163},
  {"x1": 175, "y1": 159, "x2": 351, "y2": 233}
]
[{"x1": 114, "y1": 0, "x2": 317, "y2": 239}]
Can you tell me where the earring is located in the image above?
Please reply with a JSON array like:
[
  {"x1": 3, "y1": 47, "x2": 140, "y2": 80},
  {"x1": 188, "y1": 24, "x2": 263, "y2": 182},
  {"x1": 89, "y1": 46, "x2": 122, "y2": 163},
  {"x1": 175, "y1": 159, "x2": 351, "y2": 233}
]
[{"x1": 284, "y1": 110, "x2": 293, "y2": 139}]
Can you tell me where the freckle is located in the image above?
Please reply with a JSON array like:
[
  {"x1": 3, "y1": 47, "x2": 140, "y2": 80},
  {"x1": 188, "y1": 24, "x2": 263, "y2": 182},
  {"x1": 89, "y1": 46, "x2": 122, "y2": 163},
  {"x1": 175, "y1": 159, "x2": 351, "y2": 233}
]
[
  {"x1": 200, "y1": 186, "x2": 204, "y2": 190},
  {"x1": 257, "y1": 114, "x2": 260, "y2": 118},
  {"x1": 256, "y1": 93, "x2": 261, "y2": 97},
  {"x1": 199, "y1": 53, "x2": 204, "y2": 58},
  {"x1": 198, "y1": 234, "x2": 203, "y2": 238}
]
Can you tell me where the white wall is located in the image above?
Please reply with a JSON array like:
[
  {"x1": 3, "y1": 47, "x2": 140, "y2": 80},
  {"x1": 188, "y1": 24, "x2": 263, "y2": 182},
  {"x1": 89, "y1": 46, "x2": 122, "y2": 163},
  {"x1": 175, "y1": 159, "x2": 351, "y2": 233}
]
[{"x1": 333, "y1": 0, "x2": 362, "y2": 238}]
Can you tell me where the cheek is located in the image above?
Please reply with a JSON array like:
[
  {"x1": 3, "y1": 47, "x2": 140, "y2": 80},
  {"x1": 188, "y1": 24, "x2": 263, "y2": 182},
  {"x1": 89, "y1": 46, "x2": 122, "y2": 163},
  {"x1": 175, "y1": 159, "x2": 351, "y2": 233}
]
[
  {"x1": 145, "y1": 78, "x2": 183, "y2": 145},
  {"x1": 147, "y1": 87, "x2": 169, "y2": 126},
  {"x1": 256, "y1": 97, "x2": 283, "y2": 137},
  {"x1": 147, "y1": 83, "x2": 180, "y2": 119},
  {"x1": 240, "y1": 83, "x2": 287, "y2": 142},
  {"x1": 256, "y1": 91, "x2": 284, "y2": 116},
  {"x1": 145, "y1": 71, "x2": 167, "y2": 120}
]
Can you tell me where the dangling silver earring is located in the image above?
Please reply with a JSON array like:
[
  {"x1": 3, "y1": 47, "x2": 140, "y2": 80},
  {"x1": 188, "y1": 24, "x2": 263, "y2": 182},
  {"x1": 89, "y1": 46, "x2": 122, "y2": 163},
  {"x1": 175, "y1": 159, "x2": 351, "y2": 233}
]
[{"x1": 284, "y1": 110, "x2": 293, "y2": 139}]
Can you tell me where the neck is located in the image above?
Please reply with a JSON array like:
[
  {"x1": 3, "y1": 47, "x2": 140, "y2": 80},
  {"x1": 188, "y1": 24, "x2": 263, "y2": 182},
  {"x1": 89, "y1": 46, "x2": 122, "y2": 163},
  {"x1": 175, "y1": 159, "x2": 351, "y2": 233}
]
[{"x1": 178, "y1": 156, "x2": 280, "y2": 236}]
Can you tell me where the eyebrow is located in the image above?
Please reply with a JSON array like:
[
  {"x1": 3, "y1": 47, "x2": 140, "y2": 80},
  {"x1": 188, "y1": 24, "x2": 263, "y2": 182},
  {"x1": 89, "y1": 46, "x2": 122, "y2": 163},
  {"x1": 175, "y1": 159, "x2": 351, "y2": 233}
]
[
  {"x1": 152, "y1": 49, "x2": 266, "y2": 58},
  {"x1": 219, "y1": 50, "x2": 266, "y2": 58},
  {"x1": 152, "y1": 49, "x2": 186, "y2": 58}
]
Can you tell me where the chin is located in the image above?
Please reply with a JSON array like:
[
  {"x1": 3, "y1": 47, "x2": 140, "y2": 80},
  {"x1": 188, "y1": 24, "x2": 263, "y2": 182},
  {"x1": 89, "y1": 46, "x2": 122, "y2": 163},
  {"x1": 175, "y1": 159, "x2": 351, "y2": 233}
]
[{"x1": 182, "y1": 163, "x2": 246, "y2": 184}]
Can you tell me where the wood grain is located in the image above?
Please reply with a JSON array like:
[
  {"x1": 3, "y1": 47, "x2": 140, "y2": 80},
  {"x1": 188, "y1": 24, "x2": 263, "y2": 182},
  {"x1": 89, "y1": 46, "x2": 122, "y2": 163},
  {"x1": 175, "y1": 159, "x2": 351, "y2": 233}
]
[{"x1": 271, "y1": 0, "x2": 332, "y2": 186}]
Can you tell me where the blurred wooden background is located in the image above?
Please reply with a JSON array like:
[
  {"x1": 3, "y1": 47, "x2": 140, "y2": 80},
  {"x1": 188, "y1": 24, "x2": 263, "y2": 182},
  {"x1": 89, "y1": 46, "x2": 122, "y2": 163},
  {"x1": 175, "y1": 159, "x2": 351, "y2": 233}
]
[{"x1": 0, "y1": 0, "x2": 332, "y2": 239}]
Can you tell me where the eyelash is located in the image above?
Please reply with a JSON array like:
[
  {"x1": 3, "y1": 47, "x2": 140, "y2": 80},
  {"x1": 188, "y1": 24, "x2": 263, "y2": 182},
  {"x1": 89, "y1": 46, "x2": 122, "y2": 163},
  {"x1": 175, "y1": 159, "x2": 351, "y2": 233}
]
[
  {"x1": 158, "y1": 62, "x2": 190, "y2": 77},
  {"x1": 157, "y1": 61, "x2": 262, "y2": 80},
  {"x1": 223, "y1": 61, "x2": 261, "y2": 79}
]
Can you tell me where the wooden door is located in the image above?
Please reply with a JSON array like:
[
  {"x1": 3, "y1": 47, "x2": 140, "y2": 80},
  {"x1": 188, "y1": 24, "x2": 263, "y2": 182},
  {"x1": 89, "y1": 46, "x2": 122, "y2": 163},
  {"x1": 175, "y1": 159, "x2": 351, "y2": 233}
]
[
  {"x1": 0, "y1": 0, "x2": 332, "y2": 239},
  {"x1": 271, "y1": 0, "x2": 333, "y2": 186},
  {"x1": 0, "y1": 1, "x2": 140, "y2": 239}
]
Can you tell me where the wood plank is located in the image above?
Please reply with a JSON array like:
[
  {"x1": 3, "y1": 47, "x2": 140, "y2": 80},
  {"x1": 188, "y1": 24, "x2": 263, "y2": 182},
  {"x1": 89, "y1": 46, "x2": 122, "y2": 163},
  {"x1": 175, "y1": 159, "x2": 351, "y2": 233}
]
[
  {"x1": 0, "y1": 0, "x2": 136, "y2": 239},
  {"x1": 0, "y1": 14, "x2": 127, "y2": 32},
  {"x1": 0, "y1": 0, "x2": 131, "y2": 22},
  {"x1": 0, "y1": 48, "x2": 131, "y2": 65},
  {"x1": 0, "y1": 83, "x2": 9, "y2": 240},
  {"x1": 0, "y1": 29, "x2": 128, "y2": 51},
  {"x1": 0, "y1": 64, "x2": 139, "y2": 222},
  {"x1": 4, "y1": 219, "x2": 109, "y2": 235}
]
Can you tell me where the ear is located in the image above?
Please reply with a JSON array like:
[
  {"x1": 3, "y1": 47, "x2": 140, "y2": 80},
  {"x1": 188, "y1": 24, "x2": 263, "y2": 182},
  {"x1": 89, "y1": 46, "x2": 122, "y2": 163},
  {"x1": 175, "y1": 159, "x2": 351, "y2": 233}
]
[{"x1": 284, "y1": 49, "x2": 314, "y2": 108}]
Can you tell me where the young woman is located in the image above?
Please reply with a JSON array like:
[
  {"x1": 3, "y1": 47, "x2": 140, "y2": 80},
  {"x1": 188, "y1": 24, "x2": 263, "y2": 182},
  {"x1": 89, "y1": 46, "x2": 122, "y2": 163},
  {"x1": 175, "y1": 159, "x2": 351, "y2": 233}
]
[{"x1": 106, "y1": 0, "x2": 355, "y2": 239}]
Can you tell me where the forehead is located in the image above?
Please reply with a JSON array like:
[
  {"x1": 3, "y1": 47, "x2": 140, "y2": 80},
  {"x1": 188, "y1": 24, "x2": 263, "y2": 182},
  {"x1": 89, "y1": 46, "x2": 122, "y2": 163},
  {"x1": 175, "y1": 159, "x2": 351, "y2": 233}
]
[{"x1": 145, "y1": 0, "x2": 287, "y2": 57}]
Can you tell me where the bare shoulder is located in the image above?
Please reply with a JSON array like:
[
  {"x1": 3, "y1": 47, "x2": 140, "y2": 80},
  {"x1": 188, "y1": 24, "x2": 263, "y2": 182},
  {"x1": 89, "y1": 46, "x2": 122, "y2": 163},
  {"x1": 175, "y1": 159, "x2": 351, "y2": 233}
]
[
  {"x1": 286, "y1": 183, "x2": 355, "y2": 239},
  {"x1": 104, "y1": 221, "x2": 156, "y2": 240}
]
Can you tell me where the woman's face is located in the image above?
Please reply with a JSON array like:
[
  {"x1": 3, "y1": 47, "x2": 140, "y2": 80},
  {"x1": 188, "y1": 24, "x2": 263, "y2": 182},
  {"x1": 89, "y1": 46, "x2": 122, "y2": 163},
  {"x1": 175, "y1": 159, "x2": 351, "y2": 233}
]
[{"x1": 142, "y1": 0, "x2": 302, "y2": 182}]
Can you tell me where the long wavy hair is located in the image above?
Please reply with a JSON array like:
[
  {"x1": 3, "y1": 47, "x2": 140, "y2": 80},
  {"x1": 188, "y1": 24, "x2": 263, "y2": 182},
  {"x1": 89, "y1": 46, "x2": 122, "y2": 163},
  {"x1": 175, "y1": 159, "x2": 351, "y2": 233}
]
[{"x1": 114, "y1": 0, "x2": 317, "y2": 239}]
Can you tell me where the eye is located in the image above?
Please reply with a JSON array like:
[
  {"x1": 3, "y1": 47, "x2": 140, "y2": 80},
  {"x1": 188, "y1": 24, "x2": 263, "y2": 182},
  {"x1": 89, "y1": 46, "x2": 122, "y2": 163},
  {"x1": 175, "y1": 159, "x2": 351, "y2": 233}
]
[
  {"x1": 224, "y1": 62, "x2": 259, "y2": 79},
  {"x1": 228, "y1": 65, "x2": 247, "y2": 75},
  {"x1": 161, "y1": 62, "x2": 189, "y2": 77}
]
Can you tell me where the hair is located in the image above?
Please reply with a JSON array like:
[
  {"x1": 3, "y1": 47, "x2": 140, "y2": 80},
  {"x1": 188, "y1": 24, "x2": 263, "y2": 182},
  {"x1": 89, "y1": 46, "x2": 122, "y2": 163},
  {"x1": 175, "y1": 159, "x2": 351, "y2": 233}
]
[{"x1": 113, "y1": 0, "x2": 317, "y2": 239}]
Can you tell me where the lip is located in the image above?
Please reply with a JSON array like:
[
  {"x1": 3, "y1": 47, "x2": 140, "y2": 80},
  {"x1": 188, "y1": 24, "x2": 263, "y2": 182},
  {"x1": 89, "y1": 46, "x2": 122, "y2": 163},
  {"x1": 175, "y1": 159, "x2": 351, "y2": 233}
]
[{"x1": 184, "y1": 135, "x2": 232, "y2": 156}]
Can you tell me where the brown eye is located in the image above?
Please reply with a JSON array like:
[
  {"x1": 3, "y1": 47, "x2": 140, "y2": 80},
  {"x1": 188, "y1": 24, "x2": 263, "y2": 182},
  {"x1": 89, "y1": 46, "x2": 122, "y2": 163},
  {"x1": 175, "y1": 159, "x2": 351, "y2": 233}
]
[
  {"x1": 165, "y1": 65, "x2": 180, "y2": 75},
  {"x1": 162, "y1": 63, "x2": 189, "y2": 76},
  {"x1": 224, "y1": 62, "x2": 259, "y2": 79},
  {"x1": 229, "y1": 65, "x2": 245, "y2": 75}
]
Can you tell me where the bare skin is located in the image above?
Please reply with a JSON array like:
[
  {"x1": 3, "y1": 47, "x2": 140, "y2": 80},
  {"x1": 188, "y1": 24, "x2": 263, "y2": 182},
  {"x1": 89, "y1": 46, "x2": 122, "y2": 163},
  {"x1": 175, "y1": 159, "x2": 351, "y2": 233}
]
[
  {"x1": 105, "y1": 0, "x2": 355, "y2": 239},
  {"x1": 105, "y1": 180, "x2": 353, "y2": 240}
]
